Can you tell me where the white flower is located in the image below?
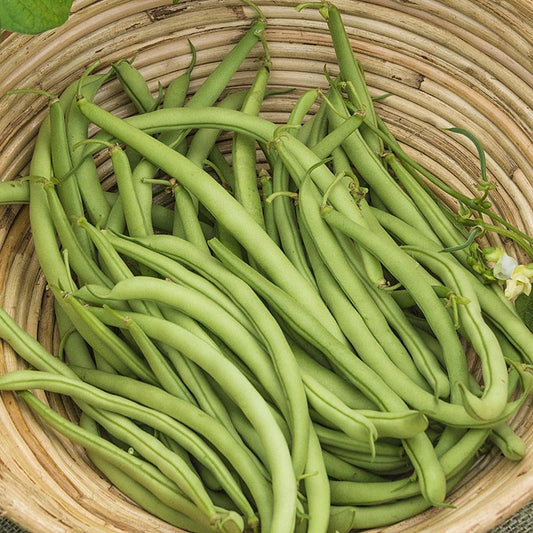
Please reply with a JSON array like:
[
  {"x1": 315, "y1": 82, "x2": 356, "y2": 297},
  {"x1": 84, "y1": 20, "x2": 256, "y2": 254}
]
[
  {"x1": 479, "y1": 247, "x2": 533, "y2": 300},
  {"x1": 492, "y1": 253, "x2": 518, "y2": 280},
  {"x1": 504, "y1": 264, "x2": 533, "y2": 300}
]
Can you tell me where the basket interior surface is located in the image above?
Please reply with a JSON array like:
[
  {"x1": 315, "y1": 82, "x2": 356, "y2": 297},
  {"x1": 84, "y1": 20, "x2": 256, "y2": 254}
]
[{"x1": 0, "y1": 0, "x2": 532, "y2": 531}]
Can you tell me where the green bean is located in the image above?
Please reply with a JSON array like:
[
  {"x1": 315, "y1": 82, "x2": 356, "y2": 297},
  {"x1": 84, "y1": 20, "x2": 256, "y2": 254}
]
[
  {"x1": 21, "y1": 114, "x2": 119, "y2": 337},
  {"x1": 327, "y1": 456, "x2": 477, "y2": 532},
  {"x1": 330, "y1": 477, "x2": 416, "y2": 506},
  {"x1": 169, "y1": 17, "x2": 268, "y2": 245},
  {"x1": 273, "y1": 113, "x2": 393, "y2": 297},
  {"x1": 233, "y1": 57, "x2": 270, "y2": 229},
  {"x1": 291, "y1": 341, "x2": 377, "y2": 411},
  {"x1": 188, "y1": 19, "x2": 266, "y2": 108},
  {"x1": 0, "y1": 369, "x2": 258, "y2": 527},
  {"x1": 187, "y1": 90, "x2": 248, "y2": 172},
  {"x1": 104, "y1": 194, "x2": 126, "y2": 233},
  {"x1": 43, "y1": 182, "x2": 112, "y2": 287},
  {"x1": 76, "y1": 217, "x2": 134, "y2": 281},
  {"x1": 322, "y1": 445, "x2": 411, "y2": 475},
  {"x1": 84, "y1": 306, "x2": 298, "y2": 533},
  {"x1": 219, "y1": 396, "x2": 270, "y2": 471},
  {"x1": 302, "y1": 427, "x2": 330, "y2": 533},
  {"x1": 15, "y1": 390, "x2": 221, "y2": 528},
  {"x1": 373, "y1": 209, "x2": 533, "y2": 383},
  {"x1": 12, "y1": 17, "x2": 532, "y2": 530},
  {"x1": 129, "y1": 46, "x2": 196, "y2": 236},
  {"x1": 87, "y1": 203, "x2": 241, "y2": 353},
  {"x1": 54, "y1": 301, "x2": 95, "y2": 369},
  {"x1": 75, "y1": 100, "x2": 340, "y2": 334},
  {"x1": 14, "y1": 56, "x2": 276, "y2": 528},
  {"x1": 490, "y1": 423, "x2": 527, "y2": 461},
  {"x1": 49, "y1": 97, "x2": 93, "y2": 249},
  {"x1": 100, "y1": 230, "x2": 255, "y2": 335},
  {"x1": 389, "y1": 285, "x2": 452, "y2": 309},
  {"x1": 0, "y1": 307, "x2": 77, "y2": 378},
  {"x1": 310, "y1": 112, "x2": 366, "y2": 162},
  {"x1": 319, "y1": 84, "x2": 435, "y2": 238},
  {"x1": 355, "y1": 409, "x2": 429, "y2": 440},
  {"x1": 159, "y1": 340, "x2": 243, "y2": 440},
  {"x1": 208, "y1": 145, "x2": 236, "y2": 191},
  {"x1": 334, "y1": 228, "x2": 450, "y2": 397},
  {"x1": 86, "y1": 407, "x2": 227, "y2": 524},
  {"x1": 210, "y1": 231, "x2": 526, "y2": 430},
  {"x1": 314, "y1": 424, "x2": 403, "y2": 457},
  {"x1": 302, "y1": 372, "x2": 378, "y2": 451},
  {"x1": 173, "y1": 183, "x2": 211, "y2": 253},
  {"x1": 330, "y1": 144, "x2": 351, "y2": 176},
  {"x1": 111, "y1": 307, "x2": 204, "y2": 402},
  {"x1": 321, "y1": 207, "x2": 472, "y2": 402},
  {"x1": 112, "y1": 59, "x2": 160, "y2": 113},
  {"x1": 311, "y1": 399, "x2": 426, "y2": 444},
  {"x1": 203, "y1": 235, "x2": 357, "y2": 402},
  {"x1": 274, "y1": 116, "x2": 382, "y2": 238},
  {"x1": 159, "y1": 431, "x2": 196, "y2": 472},
  {"x1": 73, "y1": 366, "x2": 271, "y2": 508},
  {"x1": 15, "y1": 121, "x2": 66, "y2": 308},
  {"x1": 156, "y1": 306, "x2": 247, "y2": 406},
  {"x1": 372, "y1": 206, "x2": 533, "y2": 365},
  {"x1": 321, "y1": 450, "x2": 384, "y2": 482},
  {"x1": 0, "y1": 180, "x2": 29, "y2": 203},
  {"x1": 318, "y1": 154, "x2": 446, "y2": 395},
  {"x1": 373, "y1": 116, "x2": 484, "y2": 243},
  {"x1": 271, "y1": 89, "x2": 319, "y2": 288},
  {"x1": 63, "y1": 72, "x2": 114, "y2": 227},
  {"x1": 208, "y1": 237, "x2": 449, "y2": 505},
  {"x1": 58, "y1": 288, "x2": 158, "y2": 383},
  {"x1": 79, "y1": 277, "x2": 289, "y2": 417},
  {"x1": 80, "y1": 106, "x2": 275, "y2": 154},
  {"x1": 49, "y1": 99, "x2": 95, "y2": 258},
  {"x1": 284, "y1": 319, "x2": 334, "y2": 368},
  {"x1": 305, "y1": 98, "x2": 329, "y2": 148},
  {"x1": 80, "y1": 234, "x2": 236, "y2": 427},
  {"x1": 384, "y1": 152, "x2": 467, "y2": 258},
  {"x1": 309, "y1": 165, "x2": 387, "y2": 291},
  {"x1": 103, "y1": 231, "x2": 311, "y2": 479},
  {"x1": 492, "y1": 329, "x2": 524, "y2": 396},
  {"x1": 163, "y1": 44, "x2": 195, "y2": 109},
  {"x1": 80, "y1": 415, "x2": 214, "y2": 533},
  {"x1": 297, "y1": 180, "x2": 440, "y2": 396},
  {"x1": 313, "y1": 2, "x2": 381, "y2": 153},
  {"x1": 150, "y1": 202, "x2": 174, "y2": 232},
  {"x1": 110, "y1": 144, "x2": 151, "y2": 238},
  {"x1": 329, "y1": 426, "x2": 489, "y2": 506},
  {"x1": 260, "y1": 170, "x2": 280, "y2": 245},
  {"x1": 77, "y1": 215, "x2": 203, "y2": 408},
  {"x1": 129, "y1": 19, "x2": 265, "y2": 243},
  {"x1": 402, "y1": 246, "x2": 510, "y2": 421}
]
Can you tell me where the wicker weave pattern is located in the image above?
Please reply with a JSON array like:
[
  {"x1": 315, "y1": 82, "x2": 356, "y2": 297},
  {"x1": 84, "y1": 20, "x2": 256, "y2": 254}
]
[{"x1": 0, "y1": 1, "x2": 532, "y2": 531}]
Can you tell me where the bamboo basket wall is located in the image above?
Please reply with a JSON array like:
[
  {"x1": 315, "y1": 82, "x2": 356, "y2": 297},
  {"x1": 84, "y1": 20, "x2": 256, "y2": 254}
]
[{"x1": 0, "y1": 0, "x2": 532, "y2": 531}]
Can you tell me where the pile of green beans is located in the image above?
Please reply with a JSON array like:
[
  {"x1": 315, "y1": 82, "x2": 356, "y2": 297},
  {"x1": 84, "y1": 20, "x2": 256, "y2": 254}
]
[{"x1": 0, "y1": 2, "x2": 532, "y2": 532}]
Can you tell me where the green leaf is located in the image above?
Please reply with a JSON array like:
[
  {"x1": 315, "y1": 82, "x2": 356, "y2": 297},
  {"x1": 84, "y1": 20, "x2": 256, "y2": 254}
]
[
  {"x1": 0, "y1": 0, "x2": 74, "y2": 35},
  {"x1": 515, "y1": 292, "x2": 533, "y2": 331}
]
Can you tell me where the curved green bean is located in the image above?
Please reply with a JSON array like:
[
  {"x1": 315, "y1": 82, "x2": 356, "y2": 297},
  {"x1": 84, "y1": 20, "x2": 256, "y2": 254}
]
[
  {"x1": 80, "y1": 414, "x2": 214, "y2": 533},
  {"x1": 0, "y1": 369, "x2": 258, "y2": 527},
  {"x1": 78, "y1": 277, "x2": 289, "y2": 418},
  {"x1": 85, "y1": 305, "x2": 298, "y2": 533},
  {"x1": 16, "y1": 390, "x2": 224, "y2": 529}
]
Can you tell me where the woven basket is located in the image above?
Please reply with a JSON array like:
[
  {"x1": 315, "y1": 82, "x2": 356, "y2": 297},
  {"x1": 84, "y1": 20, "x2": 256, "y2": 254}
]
[{"x1": 0, "y1": 0, "x2": 532, "y2": 531}]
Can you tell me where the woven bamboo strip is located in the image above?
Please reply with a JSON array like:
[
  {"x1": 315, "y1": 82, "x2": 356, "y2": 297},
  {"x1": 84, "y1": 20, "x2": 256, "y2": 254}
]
[{"x1": 0, "y1": 1, "x2": 532, "y2": 531}]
